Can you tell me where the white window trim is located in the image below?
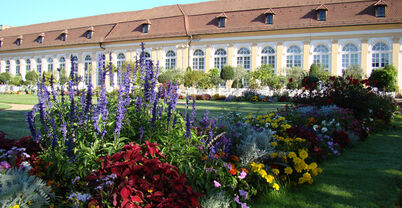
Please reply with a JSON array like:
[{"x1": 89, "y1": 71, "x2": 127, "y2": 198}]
[
  {"x1": 233, "y1": 44, "x2": 252, "y2": 70},
  {"x1": 162, "y1": 47, "x2": 177, "y2": 70},
  {"x1": 190, "y1": 47, "x2": 206, "y2": 71},
  {"x1": 211, "y1": 45, "x2": 229, "y2": 70},
  {"x1": 368, "y1": 38, "x2": 393, "y2": 75},
  {"x1": 257, "y1": 42, "x2": 277, "y2": 68}
]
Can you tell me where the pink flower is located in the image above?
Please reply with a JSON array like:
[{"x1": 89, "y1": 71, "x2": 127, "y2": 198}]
[
  {"x1": 213, "y1": 180, "x2": 221, "y2": 188},
  {"x1": 0, "y1": 161, "x2": 11, "y2": 170},
  {"x1": 238, "y1": 170, "x2": 247, "y2": 179}
]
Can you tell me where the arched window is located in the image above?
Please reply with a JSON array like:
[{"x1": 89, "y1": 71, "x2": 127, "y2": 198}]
[
  {"x1": 47, "y1": 57, "x2": 53, "y2": 73},
  {"x1": 341, "y1": 43, "x2": 360, "y2": 69},
  {"x1": 36, "y1": 58, "x2": 42, "y2": 74},
  {"x1": 193, "y1": 49, "x2": 205, "y2": 70},
  {"x1": 165, "y1": 50, "x2": 176, "y2": 69},
  {"x1": 26, "y1": 59, "x2": 31, "y2": 71},
  {"x1": 214, "y1": 48, "x2": 227, "y2": 70},
  {"x1": 237, "y1": 47, "x2": 251, "y2": 70},
  {"x1": 372, "y1": 42, "x2": 391, "y2": 69},
  {"x1": 59, "y1": 57, "x2": 65, "y2": 71},
  {"x1": 5, "y1": 60, "x2": 10, "y2": 73},
  {"x1": 261, "y1": 46, "x2": 276, "y2": 68},
  {"x1": 71, "y1": 56, "x2": 78, "y2": 75},
  {"x1": 97, "y1": 54, "x2": 106, "y2": 86},
  {"x1": 313, "y1": 45, "x2": 330, "y2": 70},
  {"x1": 117, "y1": 53, "x2": 126, "y2": 68},
  {"x1": 16, "y1": 60, "x2": 20, "y2": 75},
  {"x1": 286, "y1": 46, "x2": 302, "y2": 68},
  {"x1": 84, "y1": 55, "x2": 92, "y2": 85}
]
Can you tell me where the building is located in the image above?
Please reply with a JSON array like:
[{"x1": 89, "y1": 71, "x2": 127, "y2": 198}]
[{"x1": 0, "y1": 0, "x2": 401, "y2": 89}]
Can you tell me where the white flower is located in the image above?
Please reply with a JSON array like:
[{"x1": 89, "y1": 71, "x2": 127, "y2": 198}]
[
  {"x1": 321, "y1": 127, "x2": 328, "y2": 133},
  {"x1": 321, "y1": 120, "x2": 326, "y2": 125},
  {"x1": 313, "y1": 125, "x2": 319, "y2": 131},
  {"x1": 336, "y1": 122, "x2": 340, "y2": 127}
]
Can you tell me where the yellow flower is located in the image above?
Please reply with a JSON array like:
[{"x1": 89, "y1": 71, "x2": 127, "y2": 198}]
[
  {"x1": 272, "y1": 168, "x2": 280, "y2": 175},
  {"x1": 13, "y1": 205, "x2": 20, "y2": 208},
  {"x1": 270, "y1": 152, "x2": 278, "y2": 158},
  {"x1": 265, "y1": 174, "x2": 275, "y2": 183},
  {"x1": 295, "y1": 137, "x2": 306, "y2": 142},
  {"x1": 299, "y1": 149, "x2": 308, "y2": 160},
  {"x1": 90, "y1": 205, "x2": 96, "y2": 208},
  {"x1": 298, "y1": 177, "x2": 306, "y2": 184},
  {"x1": 303, "y1": 172, "x2": 312, "y2": 181},
  {"x1": 271, "y1": 142, "x2": 278, "y2": 147},
  {"x1": 284, "y1": 167, "x2": 293, "y2": 175},
  {"x1": 269, "y1": 113, "x2": 275, "y2": 117},
  {"x1": 308, "y1": 178, "x2": 314, "y2": 184},
  {"x1": 49, "y1": 205, "x2": 54, "y2": 208},
  {"x1": 288, "y1": 152, "x2": 297, "y2": 158},
  {"x1": 308, "y1": 162, "x2": 318, "y2": 170},
  {"x1": 272, "y1": 183, "x2": 280, "y2": 191},
  {"x1": 293, "y1": 157, "x2": 302, "y2": 164},
  {"x1": 27, "y1": 201, "x2": 32, "y2": 205},
  {"x1": 259, "y1": 169, "x2": 268, "y2": 178},
  {"x1": 271, "y1": 123, "x2": 278, "y2": 128}
]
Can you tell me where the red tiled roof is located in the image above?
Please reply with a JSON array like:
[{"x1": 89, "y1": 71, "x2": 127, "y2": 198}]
[
  {"x1": 315, "y1": 4, "x2": 329, "y2": 10},
  {"x1": 0, "y1": 0, "x2": 401, "y2": 51}
]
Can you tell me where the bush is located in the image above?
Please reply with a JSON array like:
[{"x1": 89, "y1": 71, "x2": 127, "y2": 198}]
[
  {"x1": 58, "y1": 67, "x2": 68, "y2": 85},
  {"x1": 369, "y1": 68, "x2": 395, "y2": 92},
  {"x1": 157, "y1": 69, "x2": 183, "y2": 84},
  {"x1": 208, "y1": 68, "x2": 223, "y2": 87},
  {"x1": 220, "y1": 65, "x2": 234, "y2": 81},
  {"x1": 183, "y1": 70, "x2": 204, "y2": 87},
  {"x1": 0, "y1": 72, "x2": 11, "y2": 84},
  {"x1": 286, "y1": 67, "x2": 305, "y2": 90},
  {"x1": 9, "y1": 75, "x2": 23, "y2": 86},
  {"x1": 25, "y1": 71, "x2": 39, "y2": 85},
  {"x1": 309, "y1": 63, "x2": 330, "y2": 81},
  {"x1": 343, "y1": 64, "x2": 364, "y2": 79}
]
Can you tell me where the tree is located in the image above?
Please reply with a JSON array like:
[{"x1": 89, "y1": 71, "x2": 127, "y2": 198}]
[
  {"x1": 25, "y1": 71, "x2": 39, "y2": 85},
  {"x1": 369, "y1": 68, "x2": 395, "y2": 92},
  {"x1": 208, "y1": 68, "x2": 222, "y2": 88},
  {"x1": 220, "y1": 65, "x2": 234, "y2": 81},
  {"x1": 9, "y1": 75, "x2": 23, "y2": 86},
  {"x1": 58, "y1": 67, "x2": 68, "y2": 86},
  {"x1": 342, "y1": 64, "x2": 364, "y2": 79},
  {"x1": 0, "y1": 72, "x2": 11, "y2": 84},
  {"x1": 309, "y1": 63, "x2": 330, "y2": 81}
]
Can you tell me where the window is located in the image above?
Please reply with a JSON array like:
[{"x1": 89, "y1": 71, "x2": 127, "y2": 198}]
[
  {"x1": 237, "y1": 47, "x2": 251, "y2": 70},
  {"x1": 37, "y1": 36, "x2": 43, "y2": 44},
  {"x1": 36, "y1": 58, "x2": 42, "y2": 74},
  {"x1": 47, "y1": 57, "x2": 53, "y2": 72},
  {"x1": 117, "y1": 53, "x2": 126, "y2": 68},
  {"x1": 371, "y1": 42, "x2": 391, "y2": 69},
  {"x1": 376, "y1": 6, "x2": 385, "y2": 18},
  {"x1": 60, "y1": 31, "x2": 67, "y2": 41},
  {"x1": 97, "y1": 54, "x2": 105, "y2": 86},
  {"x1": 261, "y1": 46, "x2": 276, "y2": 68},
  {"x1": 16, "y1": 38, "x2": 22, "y2": 46},
  {"x1": 0, "y1": 38, "x2": 3, "y2": 48},
  {"x1": 286, "y1": 46, "x2": 302, "y2": 68},
  {"x1": 266, "y1": 14, "x2": 274, "y2": 24},
  {"x1": 84, "y1": 55, "x2": 92, "y2": 85},
  {"x1": 318, "y1": 10, "x2": 327, "y2": 21},
  {"x1": 71, "y1": 56, "x2": 78, "y2": 76},
  {"x1": 86, "y1": 27, "x2": 94, "y2": 39},
  {"x1": 142, "y1": 24, "x2": 150, "y2": 33},
  {"x1": 341, "y1": 43, "x2": 360, "y2": 69},
  {"x1": 218, "y1": 17, "x2": 226, "y2": 28},
  {"x1": 193, "y1": 49, "x2": 205, "y2": 70},
  {"x1": 5, "y1": 60, "x2": 10, "y2": 73},
  {"x1": 313, "y1": 45, "x2": 330, "y2": 70},
  {"x1": 214, "y1": 48, "x2": 227, "y2": 70},
  {"x1": 165, "y1": 50, "x2": 176, "y2": 69},
  {"x1": 59, "y1": 57, "x2": 65, "y2": 71},
  {"x1": 16, "y1": 60, "x2": 20, "y2": 75},
  {"x1": 26, "y1": 59, "x2": 31, "y2": 71}
]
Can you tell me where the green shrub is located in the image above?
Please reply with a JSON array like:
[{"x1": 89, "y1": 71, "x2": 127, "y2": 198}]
[
  {"x1": 368, "y1": 68, "x2": 395, "y2": 92},
  {"x1": 183, "y1": 70, "x2": 205, "y2": 87},
  {"x1": 157, "y1": 69, "x2": 183, "y2": 84},
  {"x1": 286, "y1": 67, "x2": 305, "y2": 90},
  {"x1": 309, "y1": 63, "x2": 330, "y2": 81},
  {"x1": 343, "y1": 64, "x2": 364, "y2": 79},
  {"x1": 0, "y1": 72, "x2": 11, "y2": 84},
  {"x1": 25, "y1": 71, "x2": 39, "y2": 85},
  {"x1": 0, "y1": 168, "x2": 53, "y2": 208},
  {"x1": 208, "y1": 68, "x2": 223, "y2": 87},
  {"x1": 9, "y1": 75, "x2": 23, "y2": 86},
  {"x1": 220, "y1": 65, "x2": 234, "y2": 81}
]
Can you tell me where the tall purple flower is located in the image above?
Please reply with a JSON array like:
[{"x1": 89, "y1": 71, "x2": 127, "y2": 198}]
[
  {"x1": 135, "y1": 97, "x2": 142, "y2": 113},
  {"x1": 108, "y1": 52, "x2": 114, "y2": 87},
  {"x1": 190, "y1": 96, "x2": 196, "y2": 124}
]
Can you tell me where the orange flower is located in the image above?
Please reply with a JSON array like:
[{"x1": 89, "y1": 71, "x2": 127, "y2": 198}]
[
  {"x1": 229, "y1": 155, "x2": 239, "y2": 162},
  {"x1": 201, "y1": 155, "x2": 208, "y2": 160},
  {"x1": 219, "y1": 151, "x2": 226, "y2": 158},
  {"x1": 47, "y1": 180, "x2": 55, "y2": 186},
  {"x1": 240, "y1": 168, "x2": 249, "y2": 174},
  {"x1": 214, "y1": 154, "x2": 220, "y2": 158},
  {"x1": 229, "y1": 168, "x2": 238, "y2": 176}
]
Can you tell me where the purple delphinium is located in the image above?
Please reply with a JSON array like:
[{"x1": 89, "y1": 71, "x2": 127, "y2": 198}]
[
  {"x1": 139, "y1": 126, "x2": 144, "y2": 143},
  {"x1": 135, "y1": 97, "x2": 142, "y2": 113},
  {"x1": 66, "y1": 137, "x2": 74, "y2": 161},
  {"x1": 239, "y1": 190, "x2": 248, "y2": 201},
  {"x1": 234, "y1": 195, "x2": 249, "y2": 208},
  {"x1": 198, "y1": 109, "x2": 210, "y2": 129},
  {"x1": 190, "y1": 96, "x2": 196, "y2": 124},
  {"x1": 50, "y1": 74, "x2": 57, "y2": 103},
  {"x1": 108, "y1": 52, "x2": 114, "y2": 87},
  {"x1": 25, "y1": 108, "x2": 37, "y2": 141}
]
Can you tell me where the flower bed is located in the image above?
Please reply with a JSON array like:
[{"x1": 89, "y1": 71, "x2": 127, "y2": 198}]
[{"x1": 0, "y1": 45, "x2": 398, "y2": 208}]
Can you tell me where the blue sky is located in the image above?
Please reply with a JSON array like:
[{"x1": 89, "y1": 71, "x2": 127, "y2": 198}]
[{"x1": 1, "y1": 0, "x2": 212, "y2": 27}]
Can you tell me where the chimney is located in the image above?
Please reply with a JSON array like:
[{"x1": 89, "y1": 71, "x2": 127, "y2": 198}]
[{"x1": 0, "y1": 25, "x2": 12, "y2": 31}]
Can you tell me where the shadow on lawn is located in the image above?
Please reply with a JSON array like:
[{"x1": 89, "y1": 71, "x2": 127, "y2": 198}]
[{"x1": 0, "y1": 110, "x2": 31, "y2": 140}]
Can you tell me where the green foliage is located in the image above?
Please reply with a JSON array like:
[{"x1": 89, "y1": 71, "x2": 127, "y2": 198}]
[
  {"x1": 208, "y1": 68, "x2": 223, "y2": 87},
  {"x1": 369, "y1": 68, "x2": 395, "y2": 92},
  {"x1": 0, "y1": 168, "x2": 53, "y2": 208},
  {"x1": 252, "y1": 64, "x2": 286, "y2": 90},
  {"x1": 157, "y1": 69, "x2": 183, "y2": 84},
  {"x1": 0, "y1": 72, "x2": 11, "y2": 84},
  {"x1": 220, "y1": 65, "x2": 234, "y2": 81},
  {"x1": 42, "y1": 72, "x2": 54, "y2": 86},
  {"x1": 25, "y1": 71, "x2": 39, "y2": 85},
  {"x1": 285, "y1": 67, "x2": 305, "y2": 90},
  {"x1": 9, "y1": 75, "x2": 23, "y2": 86},
  {"x1": 309, "y1": 63, "x2": 330, "y2": 81},
  {"x1": 186, "y1": 66, "x2": 192, "y2": 72},
  {"x1": 58, "y1": 68, "x2": 68, "y2": 86},
  {"x1": 343, "y1": 64, "x2": 364, "y2": 79},
  {"x1": 183, "y1": 70, "x2": 205, "y2": 87}
]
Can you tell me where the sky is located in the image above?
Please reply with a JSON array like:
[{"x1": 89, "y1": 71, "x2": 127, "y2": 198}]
[{"x1": 0, "y1": 0, "x2": 212, "y2": 27}]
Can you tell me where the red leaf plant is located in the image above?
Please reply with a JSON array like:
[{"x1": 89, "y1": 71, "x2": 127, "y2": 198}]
[{"x1": 87, "y1": 141, "x2": 202, "y2": 208}]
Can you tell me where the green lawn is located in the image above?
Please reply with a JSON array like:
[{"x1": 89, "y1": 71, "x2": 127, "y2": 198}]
[
  {"x1": 176, "y1": 100, "x2": 288, "y2": 118},
  {"x1": 0, "y1": 103, "x2": 11, "y2": 110},
  {"x1": 0, "y1": 94, "x2": 38, "y2": 105},
  {"x1": 252, "y1": 114, "x2": 402, "y2": 208},
  {"x1": 0, "y1": 110, "x2": 31, "y2": 139}
]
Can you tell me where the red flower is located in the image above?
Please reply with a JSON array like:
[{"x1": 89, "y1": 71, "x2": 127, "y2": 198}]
[{"x1": 289, "y1": 78, "x2": 293, "y2": 83}]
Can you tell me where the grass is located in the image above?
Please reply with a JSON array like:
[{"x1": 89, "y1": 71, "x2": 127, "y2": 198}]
[
  {"x1": 252, "y1": 114, "x2": 402, "y2": 208},
  {"x1": 0, "y1": 94, "x2": 38, "y2": 105},
  {"x1": 176, "y1": 100, "x2": 288, "y2": 118},
  {"x1": 0, "y1": 103, "x2": 11, "y2": 110},
  {"x1": 0, "y1": 110, "x2": 31, "y2": 139}
]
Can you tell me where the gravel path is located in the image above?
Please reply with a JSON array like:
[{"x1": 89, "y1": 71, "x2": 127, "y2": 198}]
[{"x1": 0, "y1": 103, "x2": 34, "y2": 111}]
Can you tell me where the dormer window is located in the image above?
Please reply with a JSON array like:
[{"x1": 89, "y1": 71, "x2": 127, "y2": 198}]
[
  {"x1": 264, "y1": 9, "x2": 276, "y2": 25},
  {"x1": 315, "y1": 4, "x2": 328, "y2": 21},
  {"x1": 16, "y1": 36, "x2": 23, "y2": 46},
  {"x1": 86, "y1": 26, "x2": 94, "y2": 39},
  {"x1": 36, "y1": 33, "x2": 45, "y2": 44},
  {"x1": 141, "y1": 19, "x2": 151, "y2": 33},
  {"x1": 0, "y1": 37, "x2": 3, "y2": 48},
  {"x1": 374, "y1": 0, "x2": 387, "y2": 18},
  {"x1": 216, "y1": 13, "x2": 227, "y2": 28},
  {"x1": 59, "y1": 30, "x2": 68, "y2": 41}
]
